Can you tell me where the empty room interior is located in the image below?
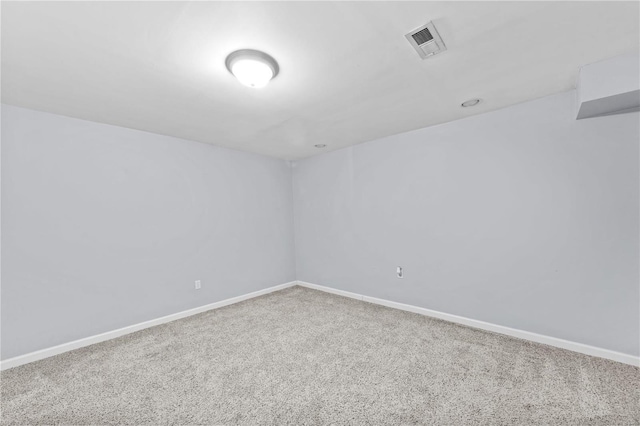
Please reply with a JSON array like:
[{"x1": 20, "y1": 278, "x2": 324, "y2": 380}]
[{"x1": 1, "y1": 1, "x2": 639, "y2": 424}]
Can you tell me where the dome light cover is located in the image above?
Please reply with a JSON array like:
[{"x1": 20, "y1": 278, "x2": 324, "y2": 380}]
[{"x1": 225, "y1": 49, "x2": 279, "y2": 88}]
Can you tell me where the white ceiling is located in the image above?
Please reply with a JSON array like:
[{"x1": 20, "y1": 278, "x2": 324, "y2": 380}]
[{"x1": 2, "y1": 2, "x2": 639, "y2": 160}]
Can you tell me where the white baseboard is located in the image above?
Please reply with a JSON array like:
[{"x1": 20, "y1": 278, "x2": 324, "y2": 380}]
[
  {"x1": 0, "y1": 281, "x2": 298, "y2": 371},
  {"x1": 296, "y1": 281, "x2": 639, "y2": 367},
  {"x1": 4, "y1": 280, "x2": 637, "y2": 370}
]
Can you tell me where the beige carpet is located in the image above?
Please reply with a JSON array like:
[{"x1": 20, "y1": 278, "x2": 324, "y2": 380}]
[{"x1": 1, "y1": 286, "x2": 638, "y2": 425}]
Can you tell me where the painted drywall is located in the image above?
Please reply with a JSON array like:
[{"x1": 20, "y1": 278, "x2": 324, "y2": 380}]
[
  {"x1": 3, "y1": 88, "x2": 638, "y2": 361},
  {"x1": 1, "y1": 105, "x2": 296, "y2": 360},
  {"x1": 293, "y1": 90, "x2": 640, "y2": 356}
]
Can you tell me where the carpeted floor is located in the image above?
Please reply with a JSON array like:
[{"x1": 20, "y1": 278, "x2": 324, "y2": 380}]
[{"x1": 1, "y1": 286, "x2": 638, "y2": 425}]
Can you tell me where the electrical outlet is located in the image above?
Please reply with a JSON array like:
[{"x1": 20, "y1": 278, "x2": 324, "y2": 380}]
[
  {"x1": 195, "y1": 280, "x2": 201, "y2": 290},
  {"x1": 396, "y1": 267, "x2": 403, "y2": 279}
]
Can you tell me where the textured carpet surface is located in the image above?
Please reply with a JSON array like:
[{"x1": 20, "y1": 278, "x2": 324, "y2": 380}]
[{"x1": 1, "y1": 286, "x2": 638, "y2": 425}]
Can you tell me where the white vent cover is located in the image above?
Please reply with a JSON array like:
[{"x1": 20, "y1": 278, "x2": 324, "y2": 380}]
[{"x1": 405, "y1": 21, "x2": 447, "y2": 59}]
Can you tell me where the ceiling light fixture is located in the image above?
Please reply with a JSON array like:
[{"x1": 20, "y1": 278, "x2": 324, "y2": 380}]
[
  {"x1": 314, "y1": 144, "x2": 326, "y2": 148},
  {"x1": 461, "y1": 99, "x2": 481, "y2": 107},
  {"x1": 225, "y1": 49, "x2": 279, "y2": 88}
]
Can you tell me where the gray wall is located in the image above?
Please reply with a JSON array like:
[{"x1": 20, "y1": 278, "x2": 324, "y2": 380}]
[
  {"x1": 3, "y1": 89, "x2": 638, "y2": 360},
  {"x1": 1, "y1": 105, "x2": 296, "y2": 359},
  {"x1": 293, "y1": 90, "x2": 639, "y2": 356}
]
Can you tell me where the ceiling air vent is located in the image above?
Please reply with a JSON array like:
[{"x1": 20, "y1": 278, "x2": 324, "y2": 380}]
[{"x1": 405, "y1": 21, "x2": 447, "y2": 59}]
